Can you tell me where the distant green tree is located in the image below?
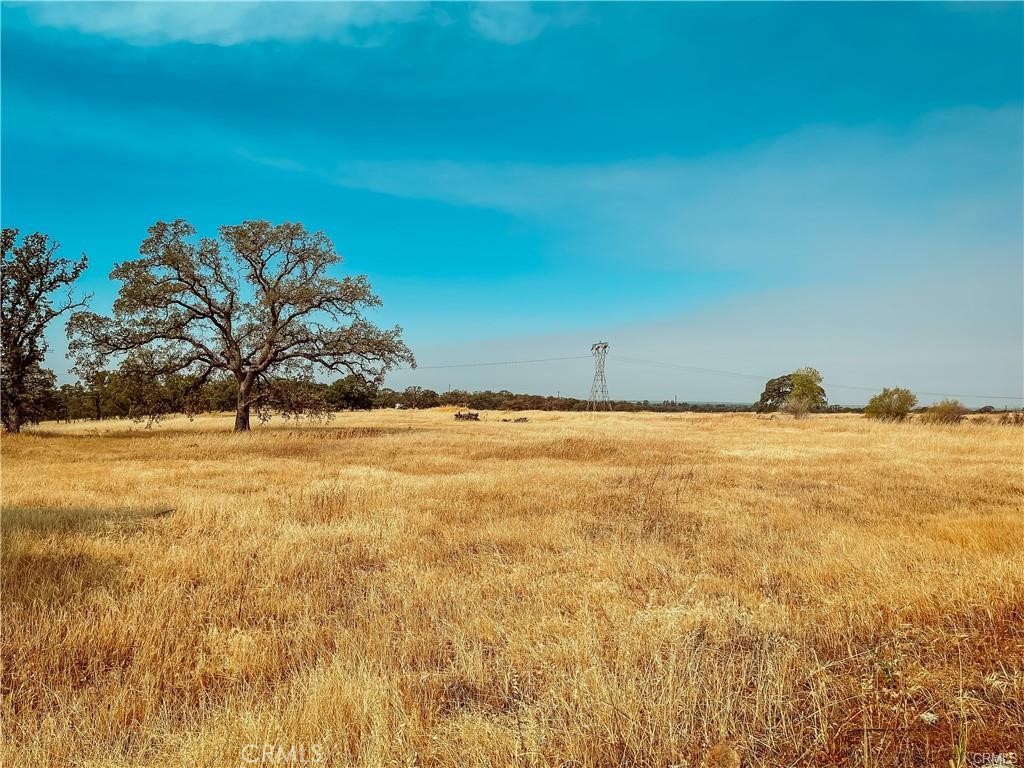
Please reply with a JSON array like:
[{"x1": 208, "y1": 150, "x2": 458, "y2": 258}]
[
  {"x1": 412, "y1": 387, "x2": 440, "y2": 408},
  {"x1": 326, "y1": 374, "x2": 377, "y2": 410},
  {"x1": 864, "y1": 388, "x2": 917, "y2": 421},
  {"x1": 401, "y1": 386, "x2": 424, "y2": 408},
  {"x1": 9, "y1": 362, "x2": 61, "y2": 426},
  {"x1": 755, "y1": 367, "x2": 826, "y2": 416},
  {"x1": 755, "y1": 374, "x2": 793, "y2": 412},
  {"x1": 76, "y1": 368, "x2": 118, "y2": 420},
  {"x1": 57, "y1": 382, "x2": 91, "y2": 421},
  {"x1": 201, "y1": 375, "x2": 239, "y2": 412},
  {"x1": 263, "y1": 376, "x2": 331, "y2": 423},
  {"x1": 785, "y1": 366, "x2": 827, "y2": 418},
  {"x1": 373, "y1": 387, "x2": 401, "y2": 409}
]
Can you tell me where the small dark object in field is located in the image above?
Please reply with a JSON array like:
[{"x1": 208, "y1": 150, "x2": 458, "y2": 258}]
[
  {"x1": 454, "y1": 412, "x2": 480, "y2": 421},
  {"x1": 152, "y1": 508, "x2": 175, "y2": 518},
  {"x1": 500, "y1": 417, "x2": 529, "y2": 423}
]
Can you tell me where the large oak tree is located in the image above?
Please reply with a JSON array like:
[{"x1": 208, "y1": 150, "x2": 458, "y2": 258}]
[
  {"x1": 69, "y1": 220, "x2": 414, "y2": 431},
  {"x1": 1, "y1": 229, "x2": 88, "y2": 432}
]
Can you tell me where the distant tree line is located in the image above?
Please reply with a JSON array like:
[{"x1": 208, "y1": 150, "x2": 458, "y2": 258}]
[
  {"x1": 9, "y1": 368, "x2": 1017, "y2": 426},
  {"x1": 16, "y1": 372, "x2": 870, "y2": 425}
]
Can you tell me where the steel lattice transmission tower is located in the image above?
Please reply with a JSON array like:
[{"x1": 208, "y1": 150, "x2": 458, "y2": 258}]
[{"x1": 588, "y1": 341, "x2": 611, "y2": 410}]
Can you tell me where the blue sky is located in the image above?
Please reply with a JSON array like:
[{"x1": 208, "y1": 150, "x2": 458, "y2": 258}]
[{"x1": 2, "y1": 2, "x2": 1022, "y2": 405}]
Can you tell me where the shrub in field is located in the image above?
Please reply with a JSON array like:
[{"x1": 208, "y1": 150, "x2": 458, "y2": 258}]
[
  {"x1": 784, "y1": 367, "x2": 826, "y2": 419},
  {"x1": 919, "y1": 399, "x2": 967, "y2": 424},
  {"x1": 782, "y1": 395, "x2": 812, "y2": 419},
  {"x1": 864, "y1": 388, "x2": 917, "y2": 421},
  {"x1": 998, "y1": 411, "x2": 1024, "y2": 427}
]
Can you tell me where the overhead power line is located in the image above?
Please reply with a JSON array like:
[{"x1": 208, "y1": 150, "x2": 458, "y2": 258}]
[
  {"x1": 407, "y1": 355, "x2": 590, "y2": 370},
  {"x1": 612, "y1": 354, "x2": 769, "y2": 382},
  {"x1": 610, "y1": 354, "x2": 1023, "y2": 402}
]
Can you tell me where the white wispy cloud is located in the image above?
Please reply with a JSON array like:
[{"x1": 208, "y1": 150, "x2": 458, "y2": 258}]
[
  {"x1": 23, "y1": 2, "x2": 425, "y2": 46},
  {"x1": 21, "y1": 1, "x2": 567, "y2": 46},
  {"x1": 470, "y1": 3, "x2": 549, "y2": 44}
]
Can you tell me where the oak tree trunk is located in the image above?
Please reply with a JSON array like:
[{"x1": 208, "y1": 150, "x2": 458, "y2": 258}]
[
  {"x1": 234, "y1": 403, "x2": 251, "y2": 432},
  {"x1": 5, "y1": 399, "x2": 22, "y2": 433},
  {"x1": 234, "y1": 376, "x2": 253, "y2": 432}
]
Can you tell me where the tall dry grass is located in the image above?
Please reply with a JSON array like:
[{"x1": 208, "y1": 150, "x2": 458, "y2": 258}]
[{"x1": 1, "y1": 411, "x2": 1021, "y2": 767}]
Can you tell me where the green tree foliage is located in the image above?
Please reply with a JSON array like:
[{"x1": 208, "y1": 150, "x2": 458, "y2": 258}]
[
  {"x1": 864, "y1": 387, "x2": 917, "y2": 421},
  {"x1": 263, "y1": 376, "x2": 332, "y2": 423},
  {"x1": 373, "y1": 387, "x2": 401, "y2": 409},
  {"x1": 401, "y1": 386, "x2": 441, "y2": 409},
  {"x1": 754, "y1": 375, "x2": 793, "y2": 412},
  {"x1": 8, "y1": 362, "x2": 61, "y2": 426},
  {"x1": 790, "y1": 366, "x2": 825, "y2": 404},
  {"x1": 321, "y1": 374, "x2": 373, "y2": 410},
  {"x1": 201, "y1": 375, "x2": 240, "y2": 412},
  {"x1": 1, "y1": 229, "x2": 88, "y2": 432},
  {"x1": 785, "y1": 366, "x2": 827, "y2": 418},
  {"x1": 68, "y1": 220, "x2": 413, "y2": 431},
  {"x1": 79, "y1": 368, "x2": 119, "y2": 421}
]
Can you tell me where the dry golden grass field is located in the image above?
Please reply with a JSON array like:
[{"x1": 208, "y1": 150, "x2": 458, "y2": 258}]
[{"x1": 1, "y1": 410, "x2": 1022, "y2": 768}]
